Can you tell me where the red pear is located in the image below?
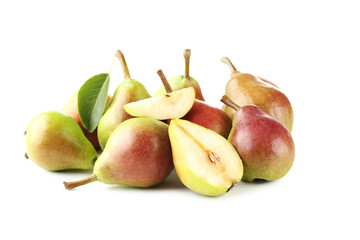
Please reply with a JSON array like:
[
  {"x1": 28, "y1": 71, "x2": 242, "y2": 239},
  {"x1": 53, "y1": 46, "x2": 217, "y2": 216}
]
[{"x1": 221, "y1": 96, "x2": 295, "y2": 182}]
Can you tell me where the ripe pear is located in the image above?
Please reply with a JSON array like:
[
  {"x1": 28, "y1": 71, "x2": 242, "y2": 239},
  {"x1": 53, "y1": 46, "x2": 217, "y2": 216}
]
[
  {"x1": 62, "y1": 92, "x2": 111, "y2": 149},
  {"x1": 156, "y1": 70, "x2": 232, "y2": 138},
  {"x1": 154, "y1": 49, "x2": 204, "y2": 100},
  {"x1": 25, "y1": 111, "x2": 97, "y2": 171},
  {"x1": 221, "y1": 96, "x2": 295, "y2": 182},
  {"x1": 169, "y1": 119, "x2": 243, "y2": 196},
  {"x1": 221, "y1": 57, "x2": 294, "y2": 132},
  {"x1": 97, "y1": 50, "x2": 150, "y2": 149},
  {"x1": 64, "y1": 117, "x2": 173, "y2": 190},
  {"x1": 181, "y1": 100, "x2": 232, "y2": 138}
]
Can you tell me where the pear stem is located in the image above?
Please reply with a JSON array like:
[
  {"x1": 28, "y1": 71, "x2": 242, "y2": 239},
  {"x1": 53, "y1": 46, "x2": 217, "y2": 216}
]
[
  {"x1": 63, "y1": 174, "x2": 97, "y2": 190},
  {"x1": 221, "y1": 95, "x2": 241, "y2": 111},
  {"x1": 221, "y1": 57, "x2": 237, "y2": 73},
  {"x1": 184, "y1": 49, "x2": 191, "y2": 80},
  {"x1": 115, "y1": 50, "x2": 131, "y2": 81},
  {"x1": 157, "y1": 70, "x2": 173, "y2": 93}
]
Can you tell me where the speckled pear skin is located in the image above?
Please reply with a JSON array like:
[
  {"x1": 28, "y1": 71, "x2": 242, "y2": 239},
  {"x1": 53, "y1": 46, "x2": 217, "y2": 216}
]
[
  {"x1": 221, "y1": 57, "x2": 293, "y2": 132},
  {"x1": 228, "y1": 105, "x2": 295, "y2": 182},
  {"x1": 97, "y1": 79, "x2": 150, "y2": 149},
  {"x1": 94, "y1": 118, "x2": 173, "y2": 187},
  {"x1": 25, "y1": 111, "x2": 97, "y2": 171},
  {"x1": 224, "y1": 72, "x2": 294, "y2": 132}
]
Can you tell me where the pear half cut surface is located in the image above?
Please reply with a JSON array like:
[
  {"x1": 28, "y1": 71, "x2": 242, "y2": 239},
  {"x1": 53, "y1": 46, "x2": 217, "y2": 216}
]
[
  {"x1": 124, "y1": 87, "x2": 195, "y2": 120},
  {"x1": 169, "y1": 119, "x2": 243, "y2": 196}
]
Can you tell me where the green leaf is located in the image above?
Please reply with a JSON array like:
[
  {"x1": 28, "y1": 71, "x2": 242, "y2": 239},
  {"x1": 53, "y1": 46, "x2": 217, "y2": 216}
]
[{"x1": 78, "y1": 73, "x2": 110, "y2": 133}]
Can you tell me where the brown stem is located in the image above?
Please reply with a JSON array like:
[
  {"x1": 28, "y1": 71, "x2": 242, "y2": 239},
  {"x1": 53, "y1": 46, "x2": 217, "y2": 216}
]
[
  {"x1": 63, "y1": 174, "x2": 97, "y2": 190},
  {"x1": 157, "y1": 70, "x2": 173, "y2": 93},
  {"x1": 221, "y1": 57, "x2": 237, "y2": 73},
  {"x1": 221, "y1": 95, "x2": 241, "y2": 111},
  {"x1": 115, "y1": 50, "x2": 131, "y2": 80},
  {"x1": 24, "y1": 153, "x2": 29, "y2": 159},
  {"x1": 184, "y1": 49, "x2": 191, "y2": 80}
]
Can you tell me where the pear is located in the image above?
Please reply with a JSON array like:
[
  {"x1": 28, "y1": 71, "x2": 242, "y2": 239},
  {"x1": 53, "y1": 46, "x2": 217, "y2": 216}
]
[
  {"x1": 62, "y1": 92, "x2": 111, "y2": 149},
  {"x1": 64, "y1": 117, "x2": 173, "y2": 189},
  {"x1": 124, "y1": 86, "x2": 195, "y2": 120},
  {"x1": 25, "y1": 111, "x2": 97, "y2": 171},
  {"x1": 154, "y1": 49, "x2": 204, "y2": 100},
  {"x1": 221, "y1": 57, "x2": 294, "y2": 132},
  {"x1": 221, "y1": 96, "x2": 295, "y2": 182},
  {"x1": 156, "y1": 70, "x2": 232, "y2": 138},
  {"x1": 97, "y1": 50, "x2": 150, "y2": 149},
  {"x1": 169, "y1": 119, "x2": 243, "y2": 196}
]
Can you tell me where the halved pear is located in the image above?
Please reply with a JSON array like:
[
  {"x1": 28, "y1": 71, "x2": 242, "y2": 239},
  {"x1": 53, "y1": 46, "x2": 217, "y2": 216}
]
[
  {"x1": 169, "y1": 119, "x2": 243, "y2": 196},
  {"x1": 123, "y1": 87, "x2": 195, "y2": 120}
]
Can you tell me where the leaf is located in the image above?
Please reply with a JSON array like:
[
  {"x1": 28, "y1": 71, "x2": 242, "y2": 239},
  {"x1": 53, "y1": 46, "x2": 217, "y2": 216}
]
[{"x1": 78, "y1": 73, "x2": 110, "y2": 133}]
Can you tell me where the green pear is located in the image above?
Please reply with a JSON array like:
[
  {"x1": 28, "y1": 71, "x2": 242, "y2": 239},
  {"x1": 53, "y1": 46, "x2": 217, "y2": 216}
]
[
  {"x1": 154, "y1": 49, "x2": 204, "y2": 100},
  {"x1": 168, "y1": 119, "x2": 243, "y2": 196},
  {"x1": 97, "y1": 50, "x2": 150, "y2": 149},
  {"x1": 221, "y1": 96, "x2": 295, "y2": 182},
  {"x1": 221, "y1": 57, "x2": 294, "y2": 132},
  {"x1": 25, "y1": 111, "x2": 97, "y2": 171},
  {"x1": 64, "y1": 117, "x2": 173, "y2": 189}
]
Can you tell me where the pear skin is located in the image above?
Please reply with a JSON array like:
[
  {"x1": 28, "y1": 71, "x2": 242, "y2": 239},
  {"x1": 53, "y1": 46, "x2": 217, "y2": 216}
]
[
  {"x1": 222, "y1": 96, "x2": 295, "y2": 182},
  {"x1": 97, "y1": 50, "x2": 151, "y2": 149},
  {"x1": 64, "y1": 118, "x2": 173, "y2": 189},
  {"x1": 222, "y1": 57, "x2": 294, "y2": 132},
  {"x1": 95, "y1": 118, "x2": 173, "y2": 187},
  {"x1": 180, "y1": 100, "x2": 232, "y2": 138},
  {"x1": 98, "y1": 80, "x2": 150, "y2": 149},
  {"x1": 25, "y1": 111, "x2": 97, "y2": 171}
]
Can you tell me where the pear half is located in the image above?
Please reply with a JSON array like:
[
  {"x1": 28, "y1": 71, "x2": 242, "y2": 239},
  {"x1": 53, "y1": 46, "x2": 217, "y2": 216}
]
[
  {"x1": 169, "y1": 119, "x2": 243, "y2": 196},
  {"x1": 124, "y1": 87, "x2": 195, "y2": 120}
]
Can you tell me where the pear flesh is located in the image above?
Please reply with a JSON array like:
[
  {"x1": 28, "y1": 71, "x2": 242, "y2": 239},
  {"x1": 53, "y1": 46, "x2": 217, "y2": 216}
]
[
  {"x1": 25, "y1": 111, "x2": 97, "y2": 171},
  {"x1": 169, "y1": 119, "x2": 243, "y2": 196},
  {"x1": 124, "y1": 87, "x2": 195, "y2": 120}
]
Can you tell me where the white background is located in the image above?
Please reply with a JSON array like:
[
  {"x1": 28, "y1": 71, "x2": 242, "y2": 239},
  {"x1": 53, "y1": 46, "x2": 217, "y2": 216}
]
[{"x1": 1, "y1": 1, "x2": 359, "y2": 239}]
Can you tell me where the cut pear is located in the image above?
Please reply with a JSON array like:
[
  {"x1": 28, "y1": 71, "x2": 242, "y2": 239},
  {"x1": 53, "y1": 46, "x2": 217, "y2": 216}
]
[
  {"x1": 124, "y1": 87, "x2": 195, "y2": 120},
  {"x1": 169, "y1": 119, "x2": 243, "y2": 196}
]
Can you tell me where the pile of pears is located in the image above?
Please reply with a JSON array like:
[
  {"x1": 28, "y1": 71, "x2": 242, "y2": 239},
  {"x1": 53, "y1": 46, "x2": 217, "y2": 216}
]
[{"x1": 24, "y1": 49, "x2": 295, "y2": 197}]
